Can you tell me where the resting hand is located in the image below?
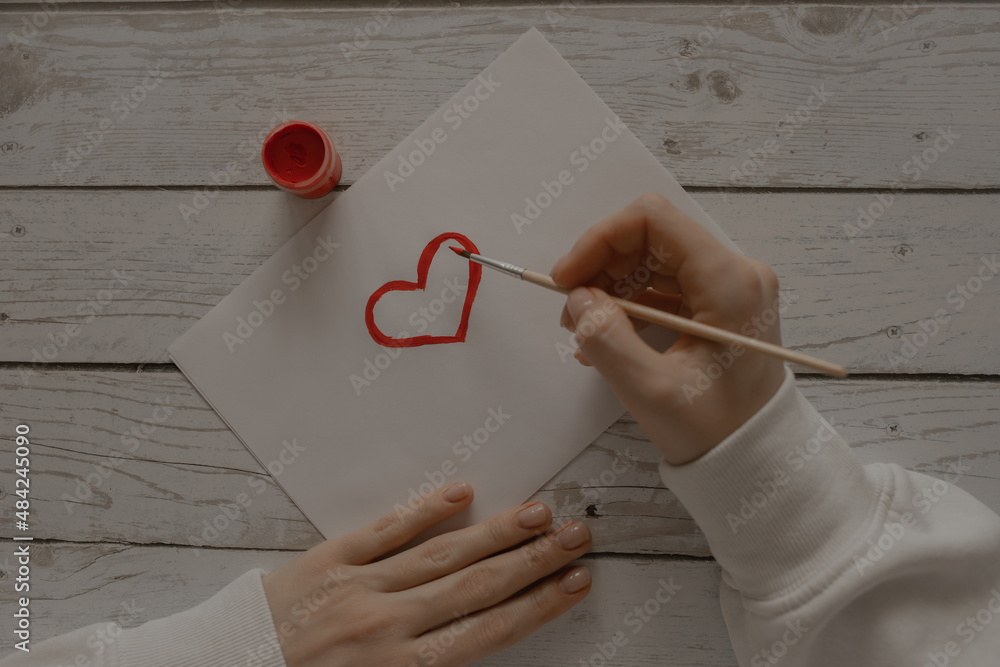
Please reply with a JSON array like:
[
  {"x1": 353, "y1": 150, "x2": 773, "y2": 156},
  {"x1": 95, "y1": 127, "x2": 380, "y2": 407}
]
[{"x1": 262, "y1": 482, "x2": 592, "y2": 667}]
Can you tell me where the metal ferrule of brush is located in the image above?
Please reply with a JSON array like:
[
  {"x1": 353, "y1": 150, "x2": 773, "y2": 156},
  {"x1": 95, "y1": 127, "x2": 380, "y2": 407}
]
[{"x1": 469, "y1": 253, "x2": 525, "y2": 279}]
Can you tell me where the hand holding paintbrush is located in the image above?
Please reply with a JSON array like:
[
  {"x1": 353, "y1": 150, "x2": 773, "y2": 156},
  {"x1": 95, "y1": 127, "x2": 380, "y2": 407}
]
[
  {"x1": 450, "y1": 246, "x2": 846, "y2": 379},
  {"x1": 453, "y1": 193, "x2": 843, "y2": 466}
]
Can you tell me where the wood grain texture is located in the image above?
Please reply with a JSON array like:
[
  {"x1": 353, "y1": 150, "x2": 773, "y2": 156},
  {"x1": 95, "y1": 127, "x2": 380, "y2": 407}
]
[
  {"x1": 0, "y1": 542, "x2": 734, "y2": 665},
  {"x1": 0, "y1": 4, "x2": 997, "y2": 187},
  {"x1": 2, "y1": 189, "x2": 998, "y2": 372},
  {"x1": 2, "y1": 368, "x2": 997, "y2": 556},
  {"x1": 0, "y1": 2, "x2": 995, "y2": 665}
]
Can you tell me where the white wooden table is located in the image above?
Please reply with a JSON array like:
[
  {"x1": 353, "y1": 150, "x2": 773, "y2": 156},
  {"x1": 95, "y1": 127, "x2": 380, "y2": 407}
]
[{"x1": 2, "y1": 3, "x2": 999, "y2": 664}]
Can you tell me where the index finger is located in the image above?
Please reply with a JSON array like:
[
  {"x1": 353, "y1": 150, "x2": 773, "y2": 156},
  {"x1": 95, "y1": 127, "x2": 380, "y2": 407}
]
[
  {"x1": 333, "y1": 481, "x2": 474, "y2": 565},
  {"x1": 550, "y1": 192, "x2": 727, "y2": 288}
]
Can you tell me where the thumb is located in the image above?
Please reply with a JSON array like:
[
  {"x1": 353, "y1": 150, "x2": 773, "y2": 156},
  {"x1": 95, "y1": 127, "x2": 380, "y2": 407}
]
[{"x1": 566, "y1": 287, "x2": 661, "y2": 391}]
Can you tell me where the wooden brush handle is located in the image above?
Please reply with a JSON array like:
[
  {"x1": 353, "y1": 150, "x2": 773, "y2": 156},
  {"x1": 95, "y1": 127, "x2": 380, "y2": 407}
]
[{"x1": 521, "y1": 270, "x2": 847, "y2": 378}]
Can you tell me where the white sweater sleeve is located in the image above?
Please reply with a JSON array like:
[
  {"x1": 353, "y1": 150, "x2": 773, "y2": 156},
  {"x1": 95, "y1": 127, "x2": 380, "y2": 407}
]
[
  {"x1": 0, "y1": 568, "x2": 286, "y2": 667},
  {"x1": 659, "y1": 366, "x2": 1000, "y2": 667}
]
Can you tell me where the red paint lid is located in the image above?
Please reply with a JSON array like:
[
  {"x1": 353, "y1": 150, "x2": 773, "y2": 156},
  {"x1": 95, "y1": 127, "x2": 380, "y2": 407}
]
[{"x1": 261, "y1": 121, "x2": 342, "y2": 199}]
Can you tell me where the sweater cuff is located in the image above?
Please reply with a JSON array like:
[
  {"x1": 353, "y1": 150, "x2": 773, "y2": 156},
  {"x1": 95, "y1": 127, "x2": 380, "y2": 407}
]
[
  {"x1": 659, "y1": 366, "x2": 882, "y2": 599},
  {"x1": 115, "y1": 568, "x2": 286, "y2": 667}
]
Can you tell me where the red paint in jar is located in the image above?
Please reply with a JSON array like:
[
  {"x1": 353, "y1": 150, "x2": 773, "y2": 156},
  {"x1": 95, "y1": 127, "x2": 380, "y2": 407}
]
[{"x1": 261, "y1": 121, "x2": 342, "y2": 199}]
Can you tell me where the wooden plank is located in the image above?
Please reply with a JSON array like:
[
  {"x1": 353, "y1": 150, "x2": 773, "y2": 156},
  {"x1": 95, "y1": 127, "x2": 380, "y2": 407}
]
[
  {"x1": 2, "y1": 369, "x2": 997, "y2": 556},
  {"x1": 2, "y1": 189, "x2": 998, "y2": 372},
  {"x1": 0, "y1": 0, "x2": 941, "y2": 5},
  {"x1": 0, "y1": 4, "x2": 997, "y2": 187},
  {"x1": 0, "y1": 542, "x2": 733, "y2": 666}
]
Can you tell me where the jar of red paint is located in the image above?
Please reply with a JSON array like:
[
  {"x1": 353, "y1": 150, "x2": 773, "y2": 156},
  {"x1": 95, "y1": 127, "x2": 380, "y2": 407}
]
[{"x1": 261, "y1": 120, "x2": 342, "y2": 199}]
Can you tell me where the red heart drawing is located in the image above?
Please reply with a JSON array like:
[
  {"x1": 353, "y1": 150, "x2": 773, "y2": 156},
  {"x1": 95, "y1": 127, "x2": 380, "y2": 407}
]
[{"x1": 365, "y1": 232, "x2": 482, "y2": 348}]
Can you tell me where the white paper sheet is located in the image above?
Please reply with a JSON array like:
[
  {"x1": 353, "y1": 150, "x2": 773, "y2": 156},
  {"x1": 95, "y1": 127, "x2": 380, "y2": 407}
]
[{"x1": 168, "y1": 27, "x2": 739, "y2": 542}]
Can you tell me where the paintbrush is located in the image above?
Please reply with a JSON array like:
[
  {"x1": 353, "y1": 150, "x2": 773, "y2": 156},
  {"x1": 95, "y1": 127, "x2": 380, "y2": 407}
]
[{"x1": 449, "y1": 247, "x2": 847, "y2": 378}]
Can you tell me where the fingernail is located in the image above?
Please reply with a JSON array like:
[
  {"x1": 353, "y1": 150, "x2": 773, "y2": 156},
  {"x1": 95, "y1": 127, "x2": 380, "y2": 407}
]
[
  {"x1": 566, "y1": 287, "x2": 595, "y2": 324},
  {"x1": 443, "y1": 482, "x2": 471, "y2": 502},
  {"x1": 550, "y1": 255, "x2": 566, "y2": 279},
  {"x1": 559, "y1": 566, "x2": 591, "y2": 594},
  {"x1": 556, "y1": 522, "x2": 591, "y2": 550},
  {"x1": 516, "y1": 502, "x2": 548, "y2": 529},
  {"x1": 560, "y1": 307, "x2": 575, "y2": 332}
]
